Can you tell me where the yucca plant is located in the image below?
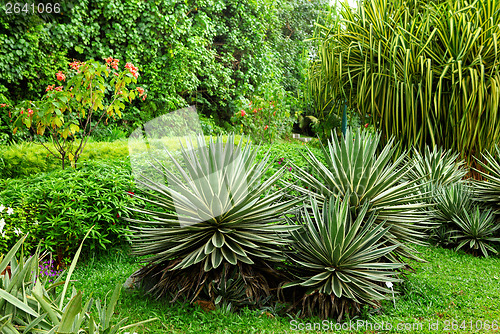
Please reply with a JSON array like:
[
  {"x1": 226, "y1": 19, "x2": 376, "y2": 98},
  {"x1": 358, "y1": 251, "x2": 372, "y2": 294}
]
[
  {"x1": 431, "y1": 182, "x2": 474, "y2": 247},
  {"x1": 405, "y1": 146, "x2": 467, "y2": 191},
  {"x1": 309, "y1": 0, "x2": 500, "y2": 169},
  {"x1": 284, "y1": 196, "x2": 403, "y2": 320},
  {"x1": 451, "y1": 207, "x2": 500, "y2": 257},
  {"x1": 473, "y1": 146, "x2": 500, "y2": 213},
  {"x1": 289, "y1": 128, "x2": 431, "y2": 261},
  {"x1": 126, "y1": 135, "x2": 300, "y2": 301},
  {"x1": 434, "y1": 182, "x2": 474, "y2": 224}
]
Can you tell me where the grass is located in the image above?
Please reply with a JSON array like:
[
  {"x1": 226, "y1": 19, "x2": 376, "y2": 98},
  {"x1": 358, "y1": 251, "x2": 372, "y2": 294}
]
[{"x1": 71, "y1": 244, "x2": 500, "y2": 333}]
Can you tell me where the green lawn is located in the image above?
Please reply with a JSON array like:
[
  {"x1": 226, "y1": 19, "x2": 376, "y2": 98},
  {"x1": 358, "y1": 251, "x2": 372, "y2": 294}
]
[{"x1": 71, "y1": 244, "x2": 500, "y2": 333}]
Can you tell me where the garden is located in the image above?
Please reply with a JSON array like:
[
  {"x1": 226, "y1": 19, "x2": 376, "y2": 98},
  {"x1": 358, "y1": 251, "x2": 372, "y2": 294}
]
[{"x1": 1, "y1": 0, "x2": 500, "y2": 333}]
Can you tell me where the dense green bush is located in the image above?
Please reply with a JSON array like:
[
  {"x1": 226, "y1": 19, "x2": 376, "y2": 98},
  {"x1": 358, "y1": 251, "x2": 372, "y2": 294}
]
[
  {"x1": 0, "y1": 0, "x2": 328, "y2": 138},
  {"x1": 0, "y1": 160, "x2": 136, "y2": 258}
]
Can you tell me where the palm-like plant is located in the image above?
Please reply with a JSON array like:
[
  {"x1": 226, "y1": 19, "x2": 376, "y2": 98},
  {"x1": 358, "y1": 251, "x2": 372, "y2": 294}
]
[
  {"x1": 451, "y1": 207, "x2": 500, "y2": 257},
  {"x1": 474, "y1": 146, "x2": 500, "y2": 213},
  {"x1": 290, "y1": 128, "x2": 431, "y2": 260},
  {"x1": 309, "y1": 0, "x2": 500, "y2": 168},
  {"x1": 126, "y1": 135, "x2": 300, "y2": 300},
  {"x1": 284, "y1": 196, "x2": 403, "y2": 320}
]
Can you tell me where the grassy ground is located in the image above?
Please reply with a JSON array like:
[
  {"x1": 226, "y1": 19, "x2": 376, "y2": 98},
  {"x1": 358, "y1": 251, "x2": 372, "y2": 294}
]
[{"x1": 71, "y1": 244, "x2": 500, "y2": 333}]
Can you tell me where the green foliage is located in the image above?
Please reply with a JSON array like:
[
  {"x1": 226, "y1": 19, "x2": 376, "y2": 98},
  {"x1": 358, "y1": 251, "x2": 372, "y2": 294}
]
[
  {"x1": 127, "y1": 135, "x2": 299, "y2": 300},
  {"x1": 290, "y1": 128, "x2": 431, "y2": 261},
  {"x1": 451, "y1": 207, "x2": 500, "y2": 258},
  {"x1": 309, "y1": 0, "x2": 500, "y2": 168},
  {"x1": 0, "y1": 202, "x2": 41, "y2": 255},
  {"x1": 0, "y1": 234, "x2": 156, "y2": 333},
  {"x1": 406, "y1": 146, "x2": 468, "y2": 191},
  {"x1": 0, "y1": 139, "x2": 129, "y2": 178},
  {"x1": 1, "y1": 0, "x2": 327, "y2": 132},
  {"x1": 230, "y1": 93, "x2": 293, "y2": 144},
  {"x1": 0, "y1": 160, "x2": 137, "y2": 258},
  {"x1": 11, "y1": 58, "x2": 145, "y2": 169},
  {"x1": 285, "y1": 196, "x2": 403, "y2": 320},
  {"x1": 473, "y1": 146, "x2": 500, "y2": 213}
]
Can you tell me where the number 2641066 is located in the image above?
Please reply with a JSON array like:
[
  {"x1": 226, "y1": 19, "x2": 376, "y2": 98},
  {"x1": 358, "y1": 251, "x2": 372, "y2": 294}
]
[{"x1": 5, "y1": 2, "x2": 61, "y2": 14}]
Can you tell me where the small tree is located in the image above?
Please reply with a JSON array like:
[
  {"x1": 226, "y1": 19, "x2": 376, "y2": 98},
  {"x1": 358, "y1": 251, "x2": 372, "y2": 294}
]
[{"x1": 11, "y1": 58, "x2": 146, "y2": 169}]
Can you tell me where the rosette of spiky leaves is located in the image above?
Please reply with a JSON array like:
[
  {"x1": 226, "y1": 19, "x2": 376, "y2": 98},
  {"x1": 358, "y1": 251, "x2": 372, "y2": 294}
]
[
  {"x1": 434, "y1": 182, "x2": 474, "y2": 224},
  {"x1": 284, "y1": 196, "x2": 403, "y2": 319},
  {"x1": 289, "y1": 128, "x2": 431, "y2": 260},
  {"x1": 127, "y1": 135, "x2": 300, "y2": 272},
  {"x1": 405, "y1": 146, "x2": 467, "y2": 193},
  {"x1": 474, "y1": 146, "x2": 500, "y2": 213},
  {"x1": 451, "y1": 207, "x2": 500, "y2": 257}
]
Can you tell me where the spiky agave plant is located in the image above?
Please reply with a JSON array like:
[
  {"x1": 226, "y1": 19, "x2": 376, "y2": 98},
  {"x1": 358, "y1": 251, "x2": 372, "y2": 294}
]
[
  {"x1": 284, "y1": 196, "x2": 403, "y2": 320},
  {"x1": 474, "y1": 146, "x2": 500, "y2": 213},
  {"x1": 289, "y1": 128, "x2": 431, "y2": 261},
  {"x1": 405, "y1": 146, "x2": 467, "y2": 192},
  {"x1": 126, "y1": 135, "x2": 300, "y2": 301},
  {"x1": 451, "y1": 207, "x2": 500, "y2": 257}
]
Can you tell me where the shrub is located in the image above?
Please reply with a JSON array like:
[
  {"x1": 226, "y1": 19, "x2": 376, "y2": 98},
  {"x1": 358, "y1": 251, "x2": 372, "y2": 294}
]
[
  {"x1": 0, "y1": 160, "x2": 137, "y2": 259},
  {"x1": 10, "y1": 58, "x2": 145, "y2": 169},
  {"x1": 473, "y1": 145, "x2": 500, "y2": 213},
  {"x1": 284, "y1": 196, "x2": 403, "y2": 320},
  {"x1": 451, "y1": 207, "x2": 500, "y2": 257},
  {"x1": 290, "y1": 128, "x2": 431, "y2": 261},
  {"x1": 126, "y1": 135, "x2": 299, "y2": 303},
  {"x1": 405, "y1": 146, "x2": 468, "y2": 191},
  {"x1": 231, "y1": 93, "x2": 293, "y2": 144},
  {"x1": 0, "y1": 202, "x2": 42, "y2": 255}
]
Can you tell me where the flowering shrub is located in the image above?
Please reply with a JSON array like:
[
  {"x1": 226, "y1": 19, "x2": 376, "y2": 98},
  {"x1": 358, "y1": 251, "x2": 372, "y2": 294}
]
[
  {"x1": 0, "y1": 203, "x2": 41, "y2": 255},
  {"x1": 10, "y1": 58, "x2": 147, "y2": 169},
  {"x1": 230, "y1": 95, "x2": 293, "y2": 144}
]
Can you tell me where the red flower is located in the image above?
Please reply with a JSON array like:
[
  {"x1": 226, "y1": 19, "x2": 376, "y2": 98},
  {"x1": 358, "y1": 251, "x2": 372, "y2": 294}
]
[
  {"x1": 241, "y1": 109, "x2": 246, "y2": 117},
  {"x1": 273, "y1": 112, "x2": 276, "y2": 116},
  {"x1": 116, "y1": 214, "x2": 120, "y2": 218},
  {"x1": 20, "y1": 110, "x2": 23, "y2": 114},
  {"x1": 142, "y1": 94, "x2": 147, "y2": 101},
  {"x1": 264, "y1": 125, "x2": 268, "y2": 130},
  {"x1": 364, "y1": 123, "x2": 369, "y2": 128},
  {"x1": 56, "y1": 71, "x2": 66, "y2": 81},
  {"x1": 69, "y1": 61, "x2": 82, "y2": 71},
  {"x1": 0, "y1": 103, "x2": 7, "y2": 107},
  {"x1": 136, "y1": 87, "x2": 145, "y2": 95},
  {"x1": 258, "y1": 108, "x2": 262, "y2": 111},
  {"x1": 55, "y1": 86, "x2": 63, "y2": 91},
  {"x1": 127, "y1": 191, "x2": 135, "y2": 197},
  {"x1": 46, "y1": 85, "x2": 54, "y2": 92},
  {"x1": 105, "y1": 56, "x2": 113, "y2": 64},
  {"x1": 253, "y1": 109, "x2": 257, "y2": 113},
  {"x1": 27, "y1": 109, "x2": 33, "y2": 115}
]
